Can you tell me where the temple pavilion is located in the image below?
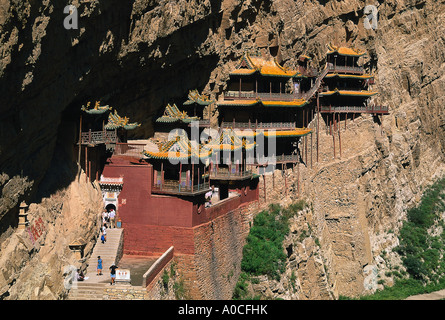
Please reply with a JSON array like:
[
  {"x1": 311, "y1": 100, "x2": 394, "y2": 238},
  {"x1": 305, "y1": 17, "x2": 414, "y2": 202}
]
[
  {"x1": 319, "y1": 44, "x2": 388, "y2": 116},
  {"x1": 143, "y1": 132, "x2": 211, "y2": 196},
  {"x1": 154, "y1": 103, "x2": 200, "y2": 140},
  {"x1": 217, "y1": 51, "x2": 313, "y2": 165},
  {"x1": 182, "y1": 89, "x2": 215, "y2": 123}
]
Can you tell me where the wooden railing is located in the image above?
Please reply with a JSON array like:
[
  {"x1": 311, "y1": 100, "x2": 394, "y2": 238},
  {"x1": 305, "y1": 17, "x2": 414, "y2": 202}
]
[
  {"x1": 221, "y1": 121, "x2": 296, "y2": 130},
  {"x1": 320, "y1": 105, "x2": 389, "y2": 114},
  {"x1": 303, "y1": 67, "x2": 329, "y2": 100},
  {"x1": 187, "y1": 119, "x2": 210, "y2": 127},
  {"x1": 327, "y1": 63, "x2": 364, "y2": 74},
  {"x1": 223, "y1": 91, "x2": 305, "y2": 101},
  {"x1": 152, "y1": 180, "x2": 210, "y2": 194},
  {"x1": 81, "y1": 130, "x2": 117, "y2": 145},
  {"x1": 114, "y1": 143, "x2": 146, "y2": 157},
  {"x1": 210, "y1": 167, "x2": 252, "y2": 179}
]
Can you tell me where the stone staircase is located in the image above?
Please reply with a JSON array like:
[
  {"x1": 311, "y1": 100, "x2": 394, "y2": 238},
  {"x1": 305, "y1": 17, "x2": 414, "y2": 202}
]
[{"x1": 68, "y1": 228, "x2": 123, "y2": 300}]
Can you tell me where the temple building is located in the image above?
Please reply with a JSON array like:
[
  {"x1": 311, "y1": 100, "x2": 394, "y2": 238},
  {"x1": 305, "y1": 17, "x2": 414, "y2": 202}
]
[
  {"x1": 319, "y1": 44, "x2": 388, "y2": 116},
  {"x1": 182, "y1": 89, "x2": 215, "y2": 123},
  {"x1": 202, "y1": 129, "x2": 259, "y2": 201},
  {"x1": 217, "y1": 51, "x2": 314, "y2": 166},
  {"x1": 154, "y1": 103, "x2": 200, "y2": 140},
  {"x1": 144, "y1": 132, "x2": 211, "y2": 196},
  {"x1": 82, "y1": 43, "x2": 390, "y2": 261},
  {"x1": 77, "y1": 102, "x2": 113, "y2": 182}
]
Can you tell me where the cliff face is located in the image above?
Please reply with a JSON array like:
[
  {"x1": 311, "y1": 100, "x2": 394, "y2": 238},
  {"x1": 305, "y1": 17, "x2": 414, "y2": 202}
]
[{"x1": 0, "y1": 0, "x2": 444, "y2": 299}]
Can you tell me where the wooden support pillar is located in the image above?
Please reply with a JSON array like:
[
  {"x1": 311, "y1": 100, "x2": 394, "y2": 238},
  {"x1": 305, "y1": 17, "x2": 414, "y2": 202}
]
[
  {"x1": 191, "y1": 163, "x2": 194, "y2": 192},
  {"x1": 284, "y1": 164, "x2": 288, "y2": 197},
  {"x1": 297, "y1": 161, "x2": 300, "y2": 198},
  {"x1": 85, "y1": 146, "x2": 88, "y2": 182},
  {"x1": 338, "y1": 113, "x2": 342, "y2": 159},
  {"x1": 263, "y1": 174, "x2": 266, "y2": 202},
  {"x1": 317, "y1": 94, "x2": 320, "y2": 163},
  {"x1": 161, "y1": 162, "x2": 164, "y2": 189},
  {"x1": 329, "y1": 115, "x2": 332, "y2": 136},
  {"x1": 88, "y1": 160, "x2": 91, "y2": 182},
  {"x1": 272, "y1": 170, "x2": 275, "y2": 189},
  {"x1": 333, "y1": 115, "x2": 336, "y2": 159},
  {"x1": 179, "y1": 163, "x2": 182, "y2": 185},
  {"x1": 310, "y1": 132, "x2": 313, "y2": 169}
]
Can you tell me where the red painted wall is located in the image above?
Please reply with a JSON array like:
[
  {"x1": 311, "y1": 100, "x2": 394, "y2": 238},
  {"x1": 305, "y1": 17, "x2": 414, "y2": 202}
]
[{"x1": 101, "y1": 155, "x2": 259, "y2": 255}]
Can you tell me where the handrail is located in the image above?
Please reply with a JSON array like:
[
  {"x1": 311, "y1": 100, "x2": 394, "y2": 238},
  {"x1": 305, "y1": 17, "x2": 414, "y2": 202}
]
[
  {"x1": 81, "y1": 130, "x2": 117, "y2": 144},
  {"x1": 210, "y1": 167, "x2": 252, "y2": 177},
  {"x1": 327, "y1": 63, "x2": 364, "y2": 74},
  {"x1": 223, "y1": 91, "x2": 305, "y2": 101},
  {"x1": 221, "y1": 121, "x2": 296, "y2": 130},
  {"x1": 319, "y1": 105, "x2": 389, "y2": 113},
  {"x1": 153, "y1": 180, "x2": 210, "y2": 194}
]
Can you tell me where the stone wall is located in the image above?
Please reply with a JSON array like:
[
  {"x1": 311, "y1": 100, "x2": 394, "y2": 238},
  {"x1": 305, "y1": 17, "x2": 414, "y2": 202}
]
[{"x1": 174, "y1": 201, "x2": 260, "y2": 300}]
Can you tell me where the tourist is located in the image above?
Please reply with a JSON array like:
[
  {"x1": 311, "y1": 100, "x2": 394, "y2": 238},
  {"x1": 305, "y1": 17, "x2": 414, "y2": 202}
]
[
  {"x1": 97, "y1": 256, "x2": 103, "y2": 275},
  {"x1": 102, "y1": 225, "x2": 107, "y2": 243},
  {"x1": 109, "y1": 263, "x2": 119, "y2": 285},
  {"x1": 76, "y1": 269, "x2": 85, "y2": 281},
  {"x1": 109, "y1": 209, "x2": 116, "y2": 228},
  {"x1": 102, "y1": 210, "x2": 108, "y2": 228}
]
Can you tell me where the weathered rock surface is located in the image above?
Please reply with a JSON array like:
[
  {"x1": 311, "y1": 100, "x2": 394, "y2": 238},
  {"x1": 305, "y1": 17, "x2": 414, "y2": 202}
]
[{"x1": 0, "y1": 0, "x2": 444, "y2": 299}]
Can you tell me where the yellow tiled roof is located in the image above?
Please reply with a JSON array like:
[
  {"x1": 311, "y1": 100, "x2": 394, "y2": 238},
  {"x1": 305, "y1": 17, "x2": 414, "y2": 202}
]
[
  {"x1": 319, "y1": 90, "x2": 378, "y2": 97},
  {"x1": 327, "y1": 44, "x2": 366, "y2": 57},
  {"x1": 260, "y1": 99, "x2": 308, "y2": 107},
  {"x1": 325, "y1": 73, "x2": 374, "y2": 79},
  {"x1": 230, "y1": 52, "x2": 299, "y2": 77},
  {"x1": 261, "y1": 128, "x2": 312, "y2": 137},
  {"x1": 217, "y1": 99, "x2": 260, "y2": 107}
]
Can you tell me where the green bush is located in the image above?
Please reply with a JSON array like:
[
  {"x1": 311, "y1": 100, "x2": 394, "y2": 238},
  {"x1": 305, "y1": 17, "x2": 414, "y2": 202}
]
[
  {"x1": 359, "y1": 177, "x2": 445, "y2": 300},
  {"x1": 241, "y1": 204, "x2": 289, "y2": 280},
  {"x1": 233, "y1": 201, "x2": 307, "y2": 299}
]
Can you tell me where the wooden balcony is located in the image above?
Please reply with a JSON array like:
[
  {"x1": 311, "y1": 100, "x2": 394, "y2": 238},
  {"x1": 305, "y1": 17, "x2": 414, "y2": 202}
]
[
  {"x1": 327, "y1": 63, "x2": 365, "y2": 75},
  {"x1": 80, "y1": 130, "x2": 117, "y2": 145},
  {"x1": 320, "y1": 105, "x2": 389, "y2": 114},
  {"x1": 209, "y1": 167, "x2": 253, "y2": 181},
  {"x1": 223, "y1": 91, "x2": 305, "y2": 101},
  {"x1": 152, "y1": 180, "x2": 210, "y2": 196},
  {"x1": 187, "y1": 119, "x2": 210, "y2": 128},
  {"x1": 221, "y1": 121, "x2": 297, "y2": 130}
]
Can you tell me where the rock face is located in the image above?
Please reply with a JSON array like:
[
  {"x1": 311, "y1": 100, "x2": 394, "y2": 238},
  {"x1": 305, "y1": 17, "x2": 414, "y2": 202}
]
[{"x1": 0, "y1": 0, "x2": 444, "y2": 299}]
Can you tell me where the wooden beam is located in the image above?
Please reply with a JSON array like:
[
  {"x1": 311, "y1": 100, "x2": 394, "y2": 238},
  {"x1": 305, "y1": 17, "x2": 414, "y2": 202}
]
[
  {"x1": 85, "y1": 146, "x2": 88, "y2": 183},
  {"x1": 317, "y1": 94, "x2": 320, "y2": 163},
  {"x1": 338, "y1": 113, "x2": 342, "y2": 159},
  {"x1": 263, "y1": 174, "x2": 266, "y2": 202},
  {"x1": 333, "y1": 116, "x2": 336, "y2": 159}
]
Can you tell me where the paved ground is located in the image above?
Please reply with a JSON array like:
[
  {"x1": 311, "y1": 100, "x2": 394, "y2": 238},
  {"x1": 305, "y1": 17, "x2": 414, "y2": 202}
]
[
  {"x1": 405, "y1": 289, "x2": 445, "y2": 300},
  {"x1": 117, "y1": 255, "x2": 157, "y2": 286}
]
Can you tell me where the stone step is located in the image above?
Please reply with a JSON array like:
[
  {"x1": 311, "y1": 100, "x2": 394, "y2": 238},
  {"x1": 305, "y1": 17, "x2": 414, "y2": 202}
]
[{"x1": 68, "y1": 228, "x2": 124, "y2": 300}]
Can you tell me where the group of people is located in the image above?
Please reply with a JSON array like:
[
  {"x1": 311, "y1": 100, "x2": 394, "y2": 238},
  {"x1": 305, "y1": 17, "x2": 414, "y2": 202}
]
[
  {"x1": 100, "y1": 207, "x2": 116, "y2": 244},
  {"x1": 102, "y1": 208, "x2": 116, "y2": 228},
  {"x1": 96, "y1": 256, "x2": 119, "y2": 285},
  {"x1": 97, "y1": 207, "x2": 120, "y2": 284}
]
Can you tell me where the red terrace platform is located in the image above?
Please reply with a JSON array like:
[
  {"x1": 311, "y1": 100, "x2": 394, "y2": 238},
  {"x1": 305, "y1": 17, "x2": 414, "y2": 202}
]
[{"x1": 101, "y1": 155, "x2": 259, "y2": 256}]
